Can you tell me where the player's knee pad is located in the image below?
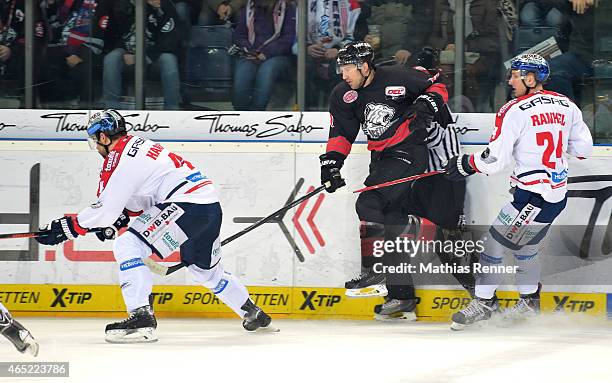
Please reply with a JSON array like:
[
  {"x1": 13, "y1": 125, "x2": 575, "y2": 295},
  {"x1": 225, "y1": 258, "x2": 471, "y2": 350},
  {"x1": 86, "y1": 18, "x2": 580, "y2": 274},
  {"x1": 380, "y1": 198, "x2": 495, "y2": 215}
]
[
  {"x1": 113, "y1": 231, "x2": 151, "y2": 265},
  {"x1": 356, "y1": 193, "x2": 384, "y2": 223},
  {"x1": 188, "y1": 263, "x2": 226, "y2": 291}
]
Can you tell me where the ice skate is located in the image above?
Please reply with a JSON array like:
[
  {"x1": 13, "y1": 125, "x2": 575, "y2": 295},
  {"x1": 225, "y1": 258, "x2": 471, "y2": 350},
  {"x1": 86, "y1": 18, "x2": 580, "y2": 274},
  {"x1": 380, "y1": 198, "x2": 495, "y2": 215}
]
[
  {"x1": 374, "y1": 298, "x2": 417, "y2": 321},
  {"x1": 1, "y1": 318, "x2": 39, "y2": 356},
  {"x1": 105, "y1": 305, "x2": 158, "y2": 343},
  {"x1": 451, "y1": 296, "x2": 499, "y2": 331},
  {"x1": 242, "y1": 299, "x2": 278, "y2": 333},
  {"x1": 345, "y1": 269, "x2": 387, "y2": 297},
  {"x1": 500, "y1": 289, "x2": 540, "y2": 325}
]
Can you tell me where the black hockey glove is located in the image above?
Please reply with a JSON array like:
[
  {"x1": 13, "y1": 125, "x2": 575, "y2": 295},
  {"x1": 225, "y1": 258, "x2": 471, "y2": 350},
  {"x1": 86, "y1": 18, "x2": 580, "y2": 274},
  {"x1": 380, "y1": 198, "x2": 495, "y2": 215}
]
[
  {"x1": 319, "y1": 153, "x2": 346, "y2": 193},
  {"x1": 36, "y1": 216, "x2": 86, "y2": 246},
  {"x1": 95, "y1": 210, "x2": 130, "y2": 242},
  {"x1": 444, "y1": 154, "x2": 477, "y2": 181},
  {"x1": 404, "y1": 94, "x2": 439, "y2": 130}
]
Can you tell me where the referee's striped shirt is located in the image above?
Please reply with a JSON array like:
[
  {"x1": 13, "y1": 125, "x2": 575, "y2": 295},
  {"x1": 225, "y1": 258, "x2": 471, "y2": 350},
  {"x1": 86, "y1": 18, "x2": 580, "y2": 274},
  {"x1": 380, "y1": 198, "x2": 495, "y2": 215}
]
[{"x1": 426, "y1": 107, "x2": 461, "y2": 171}]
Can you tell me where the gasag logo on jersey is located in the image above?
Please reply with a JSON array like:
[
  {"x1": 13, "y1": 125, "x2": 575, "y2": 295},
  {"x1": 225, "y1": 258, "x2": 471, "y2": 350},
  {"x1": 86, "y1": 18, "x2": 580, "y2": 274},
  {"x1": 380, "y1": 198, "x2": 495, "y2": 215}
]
[
  {"x1": 519, "y1": 95, "x2": 570, "y2": 110},
  {"x1": 385, "y1": 86, "x2": 406, "y2": 100},
  {"x1": 343, "y1": 90, "x2": 358, "y2": 104},
  {"x1": 127, "y1": 137, "x2": 145, "y2": 157},
  {"x1": 363, "y1": 103, "x2": 396, "y2": 139},
  {"x1": 552, "y1": 169, "x2": 568, "y2": 183}
]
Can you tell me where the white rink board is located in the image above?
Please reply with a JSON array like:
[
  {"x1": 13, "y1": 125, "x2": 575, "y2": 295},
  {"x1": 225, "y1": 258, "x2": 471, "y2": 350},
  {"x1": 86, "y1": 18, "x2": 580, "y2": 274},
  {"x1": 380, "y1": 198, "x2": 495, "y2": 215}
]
[
  {"x1": 0, "y1": 141, "x2": 611, "y2": 291},
  {"x1": 0, "y1": 109, "x2": 493, "y2": 143}
]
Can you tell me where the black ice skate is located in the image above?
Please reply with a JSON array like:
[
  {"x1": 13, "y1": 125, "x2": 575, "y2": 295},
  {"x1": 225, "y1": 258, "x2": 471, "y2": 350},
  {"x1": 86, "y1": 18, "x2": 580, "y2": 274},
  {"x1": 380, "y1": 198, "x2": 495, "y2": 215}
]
[
  {"x1": 501, "y1": 288, "x2": 540, "y2": 324},
  {"x1": 345, "y1": 269, "x2": 387, "y2": 298},
  {"x1": 374, "y1": 298, "x2": 417, "y2": 321},
  {"x1": 241, "y1": 299, "x2": 278, "y2": 333},
  {"x1": 105, "y1": 305, "x2": 157, "y2": 343},
  {"x1": 1, "y1": 314, "x2": 39, "y2": 356},
  {"x1": 451, "y1": 296, "x2": 499, "y2": 331}
]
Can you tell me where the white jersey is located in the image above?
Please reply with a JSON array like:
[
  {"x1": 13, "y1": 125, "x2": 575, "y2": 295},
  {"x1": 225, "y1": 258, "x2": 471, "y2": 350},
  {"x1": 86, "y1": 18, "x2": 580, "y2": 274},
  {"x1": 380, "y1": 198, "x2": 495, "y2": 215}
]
[
  {"x1": 77, "y1": 135, "x2": 218, "y2": 228},
  {"x1": 472, "y1": 90, "x2": 593, "y2": 203}
]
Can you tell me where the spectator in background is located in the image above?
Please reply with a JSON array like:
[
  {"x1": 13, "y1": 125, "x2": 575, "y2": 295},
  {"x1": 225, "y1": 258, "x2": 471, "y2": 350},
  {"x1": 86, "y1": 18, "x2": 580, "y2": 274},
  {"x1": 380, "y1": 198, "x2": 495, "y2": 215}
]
[
  {"x1": 174, "y1": 1, "x2": 202, "y2": 41},
  {"x1": 39, "y1": 0, "x2": 100, "y2": 108},
  {"x1": 0, "y1": 1, "x2": 45, "y2": 86},
  {"x1": 91, "y1": 0, "x2": 181, "y2": 110},
  {"x1": 519, "y1": 0, "x2": 571, "y2": 37},
  {"x1": 199, "y1": 0, "x2": 246, "y2": 25},
  {"x1": 304, "y1": 0, "x2": 363, "y2": 110},
  {"x1": 546, "y1": 0, "x2": 597, "y2": 103},
  {"x1": 428, "y1": 0, "x2": 502, "y2": 112},
  {"x1": 231, "y1": 0, "x2": 295, "y2": 110},
  {"x1": 363, "y1": 0, "x2": 435, "y2": 66}
]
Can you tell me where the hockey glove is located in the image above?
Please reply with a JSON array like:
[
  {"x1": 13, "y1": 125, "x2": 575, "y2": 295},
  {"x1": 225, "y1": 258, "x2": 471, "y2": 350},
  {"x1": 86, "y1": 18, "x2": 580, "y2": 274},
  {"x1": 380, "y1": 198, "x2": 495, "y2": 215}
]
[
  {"x1": 36, "y1": 216, "x2": 87, "y2": 246},
  {"x1": 444, "y1": 154, "x2": 476, "y2": 181},
  {"x1": 320, "y1": 153, "x2": 346, "y2": 193},
  {"x1": 95, "y1": 210, "x2": 130, "y2": 242},
  {"x1": 404, "y1": 94, "x2": 438, "y2": 130}
]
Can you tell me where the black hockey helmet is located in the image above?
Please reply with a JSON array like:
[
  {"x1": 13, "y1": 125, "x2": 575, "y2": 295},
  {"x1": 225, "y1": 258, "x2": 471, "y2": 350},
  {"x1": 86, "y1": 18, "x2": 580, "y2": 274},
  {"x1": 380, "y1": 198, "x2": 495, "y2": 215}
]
[{"x1": 336, "y1": 41, "x2": 374, "y2": 74}]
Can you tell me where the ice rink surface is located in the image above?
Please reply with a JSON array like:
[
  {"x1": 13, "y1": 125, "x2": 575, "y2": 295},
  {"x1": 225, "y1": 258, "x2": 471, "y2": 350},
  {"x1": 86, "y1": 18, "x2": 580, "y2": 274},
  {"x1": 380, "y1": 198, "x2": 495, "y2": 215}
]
[{"x1": 1, "y1": 316, "x2": 612, "y2": 383}]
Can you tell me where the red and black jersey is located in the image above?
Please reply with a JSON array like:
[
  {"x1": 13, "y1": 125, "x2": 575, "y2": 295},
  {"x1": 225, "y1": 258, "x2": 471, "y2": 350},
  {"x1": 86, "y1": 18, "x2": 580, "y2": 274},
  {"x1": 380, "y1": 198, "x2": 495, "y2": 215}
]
[{"x1": 326, "y1": 66, "x2": 448, "y2": 160}]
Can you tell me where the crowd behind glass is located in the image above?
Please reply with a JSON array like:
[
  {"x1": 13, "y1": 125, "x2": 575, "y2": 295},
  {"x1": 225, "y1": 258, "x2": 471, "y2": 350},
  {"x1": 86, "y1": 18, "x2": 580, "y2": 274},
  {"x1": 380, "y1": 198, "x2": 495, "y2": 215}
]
[{"x1": 0, "y1": 0, "x2": 609, "y2": 141}]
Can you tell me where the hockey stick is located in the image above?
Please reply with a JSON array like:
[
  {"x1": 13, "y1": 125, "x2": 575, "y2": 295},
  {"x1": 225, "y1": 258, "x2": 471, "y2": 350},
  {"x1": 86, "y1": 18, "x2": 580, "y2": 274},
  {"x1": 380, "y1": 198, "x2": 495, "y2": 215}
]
[
  {"x1": 143, "y1": 181, "x2": 332, "y2": 276},
  {"x1": 0, "y1": 227, "x2": 113, "y2": 240},
  {"x1": 352, "y1": 170, "x2": 442, "y2": 193}
]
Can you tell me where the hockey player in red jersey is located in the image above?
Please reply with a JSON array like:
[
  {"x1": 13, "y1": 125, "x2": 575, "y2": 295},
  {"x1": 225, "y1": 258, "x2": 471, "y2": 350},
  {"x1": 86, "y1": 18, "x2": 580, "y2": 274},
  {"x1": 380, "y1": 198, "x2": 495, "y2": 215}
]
[
  {"x1": 36, "y1": 110, "x2": 274, "y2": 342},
  {"x1": 320, "y1": 41, "x2": 450, "y2": 320},
  {"x1": 444, "y1": 54, "x2": 593, "y2": 330}
]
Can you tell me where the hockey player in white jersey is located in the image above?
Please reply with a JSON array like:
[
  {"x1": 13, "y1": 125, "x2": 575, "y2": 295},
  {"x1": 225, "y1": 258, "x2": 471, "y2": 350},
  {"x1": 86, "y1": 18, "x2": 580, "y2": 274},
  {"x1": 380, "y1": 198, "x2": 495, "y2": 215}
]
[
  {"x1": 444, "y1": 54, "x2": 593, "y2": 330},
  {"x1": 36, "y1": 110, "x2": 274, "y2": 342},
  {"x1": 0, "y1": 302, "x2": 39, "y2": 356}
]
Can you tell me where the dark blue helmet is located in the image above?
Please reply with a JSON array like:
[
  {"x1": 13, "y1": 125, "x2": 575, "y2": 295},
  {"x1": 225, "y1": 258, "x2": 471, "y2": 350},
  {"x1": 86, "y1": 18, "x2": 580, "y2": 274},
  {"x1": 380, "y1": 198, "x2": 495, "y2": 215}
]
[
  {"x1": 510, "y1": 53, "x2": 550, "y2": 83},
  {"x1": 87, "y1": 109, "x2": 126, "y2": 138}
]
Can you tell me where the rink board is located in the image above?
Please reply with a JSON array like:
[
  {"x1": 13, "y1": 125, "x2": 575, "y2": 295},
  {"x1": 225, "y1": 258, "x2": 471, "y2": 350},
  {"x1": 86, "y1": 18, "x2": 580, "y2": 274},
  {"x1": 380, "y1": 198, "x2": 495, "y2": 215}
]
[
  {"x1": 0, "y1": 126, "x2": 611, "y2": 320},
  {"x1": 0, "y1": 284, "x2": 607, "y2": 321}
]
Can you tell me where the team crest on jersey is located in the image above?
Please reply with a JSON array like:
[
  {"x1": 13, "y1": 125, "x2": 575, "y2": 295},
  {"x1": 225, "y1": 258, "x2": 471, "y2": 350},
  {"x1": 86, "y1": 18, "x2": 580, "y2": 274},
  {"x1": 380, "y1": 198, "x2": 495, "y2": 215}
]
[
  {"x1": 343, "y1": 90, "x2": 358, "y2": 104},
  {"x1": 385, "y1": 86, "x2": 406, "y2": 100},
  {"x1": 363, "y1": 103, "x2": 396, "y2": 139}
]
